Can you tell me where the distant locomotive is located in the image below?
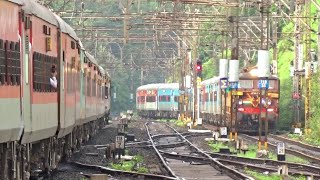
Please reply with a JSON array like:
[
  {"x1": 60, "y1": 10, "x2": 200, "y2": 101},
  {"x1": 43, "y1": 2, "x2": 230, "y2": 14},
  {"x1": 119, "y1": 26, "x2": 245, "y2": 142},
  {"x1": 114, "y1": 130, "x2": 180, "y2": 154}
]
[
  {"x1": 200, "y1": 70, "x2": 280, "y2": 133},
  {"x1": 136, "y1": 69, "x2": 280, "y2": 133},
  {"x1": 0, "y1": 0, "x2": 111, "y2": 179}
]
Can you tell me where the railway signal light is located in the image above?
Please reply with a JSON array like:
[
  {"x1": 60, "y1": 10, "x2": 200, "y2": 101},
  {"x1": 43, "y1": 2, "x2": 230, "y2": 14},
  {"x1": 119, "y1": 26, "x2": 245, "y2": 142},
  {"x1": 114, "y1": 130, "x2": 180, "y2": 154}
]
[{"x1": 196, "y1": 60, "x2": 202, "y2": 78}]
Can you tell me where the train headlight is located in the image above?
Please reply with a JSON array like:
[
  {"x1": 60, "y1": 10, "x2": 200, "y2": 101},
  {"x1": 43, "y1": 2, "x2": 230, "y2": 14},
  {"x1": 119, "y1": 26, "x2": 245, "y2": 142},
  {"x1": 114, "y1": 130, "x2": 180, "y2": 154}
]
[
  {"x1": 238, "y1": 99, "x2": 243, "y2": 105},
  {"x1": 267, "y1": 99, "x2": 272, "y2": 105}
]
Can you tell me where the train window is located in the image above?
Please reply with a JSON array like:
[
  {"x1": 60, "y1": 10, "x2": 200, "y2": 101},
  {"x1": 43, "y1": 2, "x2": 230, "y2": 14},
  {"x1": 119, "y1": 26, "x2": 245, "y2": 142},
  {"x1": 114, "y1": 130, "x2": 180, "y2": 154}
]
[
  {"x1": 204, "y1": 93, "x2": 208, "y2": 102},
  {"x1": 32, "y1": 52, "x2": 58, "y2": 92},
  {"x1": 92, "y1": 79, "x2": 96, "y2": 96},
  {"x1": 0, "y1": 40, "x2": 5, "y2": 85},
  {"x1": 159, "y1": 95, "x2": 170, "y2": 102},
  {"x1": 102, "y1": 85, "x2": 105, "y2": 99},
  {"x1": 97, "y1": 82, "x2": 100, "y2": 98},
  {"x1": 10, "y1": 42, "x2": 20, "y2": 86},
  {"x1": 146, "y1": 96, "x2": 156, "y2": 102},
  {"x1": 43, "y1": 25, "x2": 47, "y2": 34},
  {"x1": 174, "y1": 96, "x2": 179, "y2": 102},
  {"x1": 33, "y1": 53, "x2": 41, "y2": 91},
  {"x1": 105, "y1": 86, "x2": 109, "y2": 99},
  {"x1": 66, "y1": 63, "x2": 70, "y2": 93},
  {"x1": 82, "y1": 73, "x2": 86, "y2": 96},
  {"x1": 268, "y1": 80, "x2": 277, "y2": 90},
  {"x1": 141, "y1": 96, "x2": 145, "y2": 102},
  {"x1": 71, "y1": 41, "x2": 75, "y2": 49},
  {"x1": 6, "y1": 41, "x2": 11, "y2": 85},
  {"x1": 238, "y1": 80, "x2": 253, "y2": 89},
  {"x1": 87, "y1": 76, "x2": 91, "y2": 96},
  {"x1": 70, "y1": 64, "x2": 73, "y2": 92}
]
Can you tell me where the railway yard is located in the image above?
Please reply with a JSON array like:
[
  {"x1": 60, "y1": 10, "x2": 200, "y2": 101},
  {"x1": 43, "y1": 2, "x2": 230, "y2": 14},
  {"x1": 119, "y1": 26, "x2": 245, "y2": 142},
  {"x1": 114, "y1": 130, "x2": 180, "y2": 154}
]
[
  {"x1": 47, "y1": 115, "x2": 320, "y2": 180},
  {"x1": 3, "y1": 0, "x2": 320, "y2": 179}
]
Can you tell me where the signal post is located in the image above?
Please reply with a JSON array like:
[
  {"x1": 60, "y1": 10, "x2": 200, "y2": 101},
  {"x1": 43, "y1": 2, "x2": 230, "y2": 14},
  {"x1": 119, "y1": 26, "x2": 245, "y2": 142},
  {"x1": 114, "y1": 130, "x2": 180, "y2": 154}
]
[
  {"x1": 193, "y1": 59, "x2": 202, "y2": 127},
  {"x1": 258, "y1": 0, "x2": 271, "y2": 151},
  {"x1": 228, "y1": 0, "x2": 240, "y2": 141}
]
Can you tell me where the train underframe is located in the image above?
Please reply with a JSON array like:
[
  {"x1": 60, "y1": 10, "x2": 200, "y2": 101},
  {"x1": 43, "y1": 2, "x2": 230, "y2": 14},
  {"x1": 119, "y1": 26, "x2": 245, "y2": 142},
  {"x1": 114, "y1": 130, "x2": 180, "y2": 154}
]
[
  {"x1": 201, "y1": 112, "x2": 277, "y2": 134},
  {"x1": 0, "y1": 112, "x2": 109, "y2": 180},
  {"x1": 138, "y1": 110, "x2": 276, "y2": 134}
]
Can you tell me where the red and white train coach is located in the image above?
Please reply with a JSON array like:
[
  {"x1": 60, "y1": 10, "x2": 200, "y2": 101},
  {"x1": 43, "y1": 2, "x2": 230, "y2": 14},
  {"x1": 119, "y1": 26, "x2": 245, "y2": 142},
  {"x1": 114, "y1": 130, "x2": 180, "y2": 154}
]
[{"x1": 0, "y1": 0, "x2": 111, "y2": 179}]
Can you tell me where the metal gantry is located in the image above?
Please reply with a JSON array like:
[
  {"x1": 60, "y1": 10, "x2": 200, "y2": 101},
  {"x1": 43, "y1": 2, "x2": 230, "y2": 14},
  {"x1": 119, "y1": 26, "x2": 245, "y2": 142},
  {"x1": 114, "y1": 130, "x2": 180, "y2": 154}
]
[{"x1": 41, "y1": 0, "x2": 319, "y2": 133}]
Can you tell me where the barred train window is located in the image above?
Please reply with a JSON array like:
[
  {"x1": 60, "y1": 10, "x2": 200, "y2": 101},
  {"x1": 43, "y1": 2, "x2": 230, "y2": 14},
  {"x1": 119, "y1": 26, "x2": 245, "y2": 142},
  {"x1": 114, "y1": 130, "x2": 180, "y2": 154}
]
[
  {"x1": 102, "y1": 85, "x2": 105, "y2": 99},
  {"x1": 66, "y1": 63, "x2": 72, "y2": 93},
  {"x1": 87, "y1": 76, "x2": 91, "y2": 96},
  {"x1": 146, "y1": 96, "x2": 156, "y2": 102},
  {"x1": 105, "y1": 86, "x2": 108, "y2": 99},
  {"x1": 92, "y1": 79, "x2": 96, "y2": 97},
  {"x1": 159, "y1": 95, "x2": 170, "y2": 102},
  {"x1": 82, "y1": 73, "x2": 86, "y2": 96},
  {"x1": 33, "y1": 52, "x2": 58, "y2": 92},
  {"x1": 0, "y1": 39, "x2": 5, "y2": 85},
  {"x1": 0, "y1": 40, "x2": 21, "y2": 86}
]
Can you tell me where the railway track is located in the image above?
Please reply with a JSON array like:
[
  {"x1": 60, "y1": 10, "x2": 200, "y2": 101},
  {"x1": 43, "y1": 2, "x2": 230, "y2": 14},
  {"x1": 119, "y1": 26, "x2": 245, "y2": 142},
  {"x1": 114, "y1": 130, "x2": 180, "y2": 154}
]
[
  {"x1": 208, "y1": 152, "x2": 320, "y2": 174},
  {"x1": 160, "y1": 152, "x2": 320, "y2": 179},
  {"x1": 111, "y1": 135, "x2": 320, "y2": 177},
  {"x1": 269, "y1": 134, "x2": 320, "y2": 156},
  {"x1": 50, "y1": 160, "x2": 176, "y2": 180},
  {"x1": 240, "y1": 134, "x2": 320, "y2": 165},
  {"x1": 67, "y1": 161, "x2": 176, "y2": 180},
  {"x1": 145, "y1": 122, "x2": 254, "y2": 180}
]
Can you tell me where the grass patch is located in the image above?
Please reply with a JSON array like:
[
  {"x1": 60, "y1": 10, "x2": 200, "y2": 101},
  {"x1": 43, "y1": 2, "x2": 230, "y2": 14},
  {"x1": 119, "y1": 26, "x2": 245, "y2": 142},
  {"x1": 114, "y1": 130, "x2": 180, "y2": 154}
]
[
  {"x1": 237, "y1": 150, "x2": 257, "y2": 159},
  {"x1": 109, "y1": 154, "x2": 149, "y2": 173},
  {"x1": 245, "y1": 169, "x2": 306, "y2": 180},
  {"x1": 137, "y1": 167, "x2": 148, "y2": 173},
  {"x1": 286, "y1": 155, "x2": 309, "y2": 164},
  {"x1": 156, "y1": 118, "x2": 176, "y2": 123},
  {"x1": 208, "y1": 141, "x2": 229, "y2": 152},
  {"x1": 304, "y1": 137, "x2": 320, "y2": 146},
  {"x1": 174, "y1": 119, "x2": 185, "y2": 127},
  {"x1": 246, "y1": 169, "x2": 281, "y2": 180},
  {"x1": 288, "y1": 133, "x2": 320, "y2": 146},
  {"x1": 155, "y1": 118, "x2": 187, "y2": 127},
  {"x1": 236, "y1": 145, "x2": 277, "y2": 160},
  {"x1": 288, "y1": 134, "x2": 300, "y2": 140},
  {"x1": 111, "y1": 161, "x2": 135, "y2": 172},
  {"x1": 208, "y1": 141, "x2": 278, "y2": 160}
]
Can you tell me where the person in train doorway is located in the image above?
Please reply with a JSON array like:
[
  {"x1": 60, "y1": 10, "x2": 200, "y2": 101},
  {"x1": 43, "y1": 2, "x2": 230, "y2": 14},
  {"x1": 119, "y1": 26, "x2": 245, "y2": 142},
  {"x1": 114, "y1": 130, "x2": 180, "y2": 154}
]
[{"x1": 50, "y1": 65, "x2": 58, "y2": 89}]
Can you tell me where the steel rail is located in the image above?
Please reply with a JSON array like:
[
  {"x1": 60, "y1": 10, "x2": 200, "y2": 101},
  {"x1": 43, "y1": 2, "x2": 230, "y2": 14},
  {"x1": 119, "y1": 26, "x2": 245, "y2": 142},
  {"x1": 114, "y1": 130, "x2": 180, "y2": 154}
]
[
  {"x1": 207, "y1": 152, "x2": 320, "y2": 175},
  {"x1": 144, "y1": 122, "x2": 178, "y2": 178},
  {"x1": 160, "y1": 152, "x2": 320, "y2": 178},
  {"x1": 269, "y1": 134, "x2": 320, "y2": 153},
  {"x1": 69, "y1": 161, "x2": 177, "y2": 180},
  {"x1": 166, "y1": 124, "x2": 254, "y2": 180},
  {"x1": 241, "y1": 134, "x2": 320, "y2": 165}
]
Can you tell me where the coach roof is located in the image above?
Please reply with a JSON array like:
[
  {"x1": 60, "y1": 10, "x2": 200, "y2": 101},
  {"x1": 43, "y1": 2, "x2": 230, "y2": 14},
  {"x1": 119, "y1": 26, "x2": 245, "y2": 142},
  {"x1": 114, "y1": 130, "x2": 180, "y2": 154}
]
[
  {"x1": 22, "y1": 0, "x2": 58, "y2": 26},
  {"x1": 158, "y1": 83, "x2": 179, "y2": 89},
  {"x1": 7, "y1": 0, "x2": 24, "y2": 5},
  {"x1": 137, "y1": 84, "x2": 162, "y2": 91},
  {"x1": 85, "y1": 51, "x2": 98, "y2": 65},
  {"x1": 53, "y1": 13, "x2": 79, "y2": 40}
]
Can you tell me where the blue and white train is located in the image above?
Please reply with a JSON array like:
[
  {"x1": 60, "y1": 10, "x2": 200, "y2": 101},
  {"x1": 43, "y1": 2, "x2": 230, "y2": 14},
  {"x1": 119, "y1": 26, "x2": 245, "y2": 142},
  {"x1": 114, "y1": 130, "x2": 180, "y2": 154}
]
[{"x1": 136, "y1": 83, "x2": 179, "y2": 118}]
